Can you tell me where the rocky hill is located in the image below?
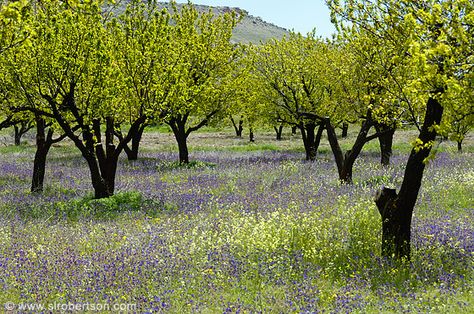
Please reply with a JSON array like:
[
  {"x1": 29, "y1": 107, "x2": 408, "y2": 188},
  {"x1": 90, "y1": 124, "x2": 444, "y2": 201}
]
[
  {"x1": 112, "y1": 1, "x2": 289, "y2": 44},
  {"x1": 190, "y1": 4, "x2": 289, "y2": 43}
]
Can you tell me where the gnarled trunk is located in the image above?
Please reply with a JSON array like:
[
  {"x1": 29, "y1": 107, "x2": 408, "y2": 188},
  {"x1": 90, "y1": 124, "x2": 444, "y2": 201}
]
[
  {"x1": 86, "y1": 116, "x2": 144, "y2": 198},
  {"x1": 93, "y1": 117, "x2": 122, "y2": 196},
  {"x1": 84, "y1": 151, "x2": 111, "y2": 199},
  {"x1": 376, "y1": 97, "x2": 443, "y2": 260}
]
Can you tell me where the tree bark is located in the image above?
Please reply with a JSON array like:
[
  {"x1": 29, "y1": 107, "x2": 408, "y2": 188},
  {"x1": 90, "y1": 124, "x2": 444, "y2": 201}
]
[
  {"x1": 341, "y1": 118, "x2": 374, "y2": 183},
  {"x1": 457, "y1": 140, "x2": 462, "y2": 152},
  {"x1": 375, "y1": 97, "x2": 443, "y2": 260},
  {"x1": 238, "y1": 118, "x2": 244, "y2": 137},
  {"x1": 84, "y1": 116, "x2": 145, "y2": 199},
  {"x1": 314, "y1": 123, "x2": 325, "y2": 159},
  {"x1": 375, "y1": 123, "x2": 395, "y2": 166},
  {"x1": 300, "y1": 123, "x2": 315, "y2": 161},
  {"x1": 326, "y1": 119, "x2": 347, "y2": 180}
]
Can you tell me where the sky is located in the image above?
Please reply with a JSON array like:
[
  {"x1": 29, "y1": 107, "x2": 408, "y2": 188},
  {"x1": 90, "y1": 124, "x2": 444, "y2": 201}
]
[{"x1": 173, "y1": 0, "x2": 336, "y2": 38}]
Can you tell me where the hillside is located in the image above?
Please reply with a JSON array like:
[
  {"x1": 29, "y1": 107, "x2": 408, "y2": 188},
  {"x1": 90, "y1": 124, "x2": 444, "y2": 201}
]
[
  {"x1": 112, "y1": 1, "x2": 289, "y2": 44},
  {"x1": 190, "y1": 4, "x2": 290, "y2": 43}
]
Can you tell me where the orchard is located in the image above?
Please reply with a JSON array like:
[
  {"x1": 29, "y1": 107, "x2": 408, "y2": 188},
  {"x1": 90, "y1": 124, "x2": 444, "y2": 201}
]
[{"x1": 0, "y1": 0, "x2": 472, "y2": 312}]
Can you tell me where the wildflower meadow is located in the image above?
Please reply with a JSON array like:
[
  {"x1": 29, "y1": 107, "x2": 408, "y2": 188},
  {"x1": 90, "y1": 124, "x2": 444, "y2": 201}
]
[{"x1": 0, "y1": 128, "x2": 472, "y2": 313}]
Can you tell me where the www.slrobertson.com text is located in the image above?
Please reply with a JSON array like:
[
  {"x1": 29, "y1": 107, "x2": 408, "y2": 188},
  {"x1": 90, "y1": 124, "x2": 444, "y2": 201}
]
[{"x1": 4, "y1": 301, "x2": 137, "y2": 312}]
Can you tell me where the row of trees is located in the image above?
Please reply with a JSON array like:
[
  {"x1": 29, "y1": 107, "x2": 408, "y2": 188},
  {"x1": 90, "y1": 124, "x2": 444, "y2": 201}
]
[
  {"x1": 1, "y1": 0, "x2": 243, "y2": 198},
  {"x1": 1, "y1": 0, "x2": 473, "y2": 259}
]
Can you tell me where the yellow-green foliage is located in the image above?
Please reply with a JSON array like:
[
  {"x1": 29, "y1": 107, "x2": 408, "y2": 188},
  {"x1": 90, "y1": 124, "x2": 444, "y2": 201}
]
[{"x1": 327, "y1": 0, "x2": 474, "y2": 138}]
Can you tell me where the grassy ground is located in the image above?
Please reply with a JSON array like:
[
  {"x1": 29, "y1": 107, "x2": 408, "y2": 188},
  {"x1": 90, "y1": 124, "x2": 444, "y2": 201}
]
[{"x1": 0, "y1": 125, "x2": 473, "y2": 313}]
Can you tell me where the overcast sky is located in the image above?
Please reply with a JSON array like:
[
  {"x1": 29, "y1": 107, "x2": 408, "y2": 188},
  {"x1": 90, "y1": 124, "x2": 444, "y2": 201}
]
[{"x1": 173, "y1": 0, "x2": 336, "y2": 38}]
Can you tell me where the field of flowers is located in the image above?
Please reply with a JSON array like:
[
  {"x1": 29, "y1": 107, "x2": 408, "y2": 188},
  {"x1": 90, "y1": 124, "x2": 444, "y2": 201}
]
[{"x1": 0, "y1": 128, "x2": 473, "y2": 313}]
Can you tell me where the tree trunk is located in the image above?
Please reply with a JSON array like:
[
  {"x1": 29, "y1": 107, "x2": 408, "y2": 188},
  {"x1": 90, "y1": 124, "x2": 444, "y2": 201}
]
[
  {"x1": 124, "y1": 123, "x2": 145, "y2": 161},
  {"x1": 343, "y1": 118, "x2": 373, "y2": 183},
  {"x1": 300, "y1": 123, "x2": 315, "y2": 161},
  {"x1": 237, "y1": 117, "x2": 243, "y2": 137},
  {"x1": 82, "y1": 150, "x2": 110, "y2": 199},
  {"x1": 91, "y1": 117, "x2": 121, "y2": 197},
  {"x1": 167, "y1": 111, "x2": 217, "y2": 164},
  {"x1": 376, "y1": 97, "x2": 443, "y2": 260},
  {"x1": 13, "y1": 120, "x2": 33, "y2": 146},
  {"x1": 31, "y1": 117, "x2": 53, "y2": 193},
  {"x1": 300, "y1": 123, "x2": 324, "y2": 161},
  {"x1": 291, "y1": 125, "x2": 297, "y2": 135},
  {"x1": 341, "y1": 122, "x2": 349, "y2": 138},
  {"x1": 102, "y1": 158, "x2": 117, "y2": 196},
  {"x1": 326, "y1": 114, "x2": 374, "y2": 184},
  {"x1": 249, "y1": 127, "x2": 255, "y2": 142},
  {"x1": 230, "y1": 116, "x2": 243, "y2": 137},
  {"x1": 375, "y1": 123, "x2": 395, "y2": 166},
  {"x1": 176, "y1": 132, "x2": 189, "y2": 164},
  {"x1": 14, "y1": 125, "x2": 21, "y2": 145},
  {"x1": 168, "y1": 118, "x2": 190, "y2": 164},
  {"x1": 457, "y1": 140, "x2": 462, "y2": 152},
  {"x1": 274, "y1": 124, "x2": 283, "y2": 140},
  {"x1": 83, "y1": 120, "x2": 112, "y2": 199},
  {"x1": 326, "y1": 119, "x2": 346, "y2": 179},
  {"x1": 42, "y1": 84, "x2": 148, "y2": 199},
  {"x1": 314, "y1": 123, "x2": 325, "y2": 158},
  {"x1": 103, "y1": 117, "x2": 118, "y2": 195}
]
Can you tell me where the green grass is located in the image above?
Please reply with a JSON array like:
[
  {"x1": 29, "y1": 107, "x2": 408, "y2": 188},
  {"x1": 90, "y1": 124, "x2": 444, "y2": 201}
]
[{"x1": 0, "y1": 144, "x2": 32, "y2": 154}]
